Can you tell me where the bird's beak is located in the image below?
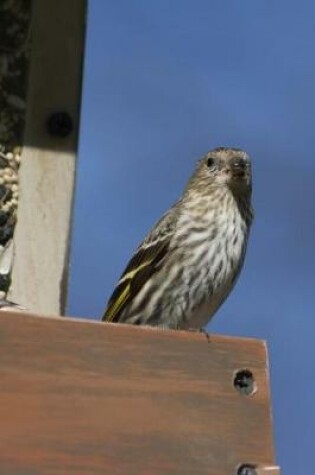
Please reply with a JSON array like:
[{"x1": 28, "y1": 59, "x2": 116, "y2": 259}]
[{"x1": 230, "y1": 158, "x2": 247, "y2": 180}]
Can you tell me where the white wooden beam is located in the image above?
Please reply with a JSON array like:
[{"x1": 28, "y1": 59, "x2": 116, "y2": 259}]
[{"x1": 9, "y1": 0, "x2": 86, "y2": 315}]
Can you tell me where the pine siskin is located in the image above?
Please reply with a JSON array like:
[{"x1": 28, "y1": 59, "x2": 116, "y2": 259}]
[{"x1": 103, "y1": 147, "x2": 253, "y2": 330}]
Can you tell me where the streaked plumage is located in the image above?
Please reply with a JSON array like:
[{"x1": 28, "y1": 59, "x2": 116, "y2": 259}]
[{"x1": 103, "y1": 147, "x2": 254, "y2": 329}]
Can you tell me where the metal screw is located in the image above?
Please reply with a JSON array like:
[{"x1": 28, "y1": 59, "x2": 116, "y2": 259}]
[
  {"x1": 233, "y1": 369, "x2": 256, "y2": 395},
  {"x1": 237, "y1": 464, "x2": 258, "y2": 475},
  {"x1": 47, "y1": 112, "x2": 73, "y2": 138}
]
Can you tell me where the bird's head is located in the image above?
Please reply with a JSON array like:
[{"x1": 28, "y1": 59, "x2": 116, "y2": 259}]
[
  {"x1": 186, "y1": 147, "x2": 252, "y2": 202},
  {"x1": 189, "y1": 147, "x2": 252, "y2": 196}
]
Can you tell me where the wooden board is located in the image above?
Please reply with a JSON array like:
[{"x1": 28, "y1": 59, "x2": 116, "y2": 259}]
[
  {"x1": 9, "y1": 0, "x2": 86, "y2": 315},
  {"x1": 0, "y1": 312, "x2": 277, "y2": 474}
]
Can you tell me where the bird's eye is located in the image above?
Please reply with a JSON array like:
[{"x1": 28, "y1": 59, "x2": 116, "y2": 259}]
[{"x1": 207, "y1": 157, "x2": 216, "y2": 168}]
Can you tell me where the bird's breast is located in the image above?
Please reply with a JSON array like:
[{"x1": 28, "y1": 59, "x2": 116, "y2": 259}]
[{"x1": 175, "y1": 201, "x2": 248, "y2": 328}]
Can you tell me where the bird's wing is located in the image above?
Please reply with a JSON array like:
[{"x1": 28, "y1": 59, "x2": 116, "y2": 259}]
[{"x1": 103, "y1": 205, "x2": 178, "y2": 323}]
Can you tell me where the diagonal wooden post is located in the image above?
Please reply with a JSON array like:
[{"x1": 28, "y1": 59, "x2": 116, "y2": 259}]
[{"x1": 9, "y1": 0, "x2": 86, "y2": 315}]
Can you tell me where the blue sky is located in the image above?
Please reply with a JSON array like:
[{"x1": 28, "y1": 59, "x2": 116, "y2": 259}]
[{"x1": 69, "y1": 1, "x2": 315, "y2": 473}]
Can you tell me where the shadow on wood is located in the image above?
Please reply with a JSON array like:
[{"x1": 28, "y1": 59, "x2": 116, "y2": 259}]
[{"x1": 0, "y1": 312, "x2": 278, "y2": 474}]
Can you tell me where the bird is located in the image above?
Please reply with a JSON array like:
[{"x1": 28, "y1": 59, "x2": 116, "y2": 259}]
[{"x1": 103, "y1": 146, "x2": 254, "y2": 330}]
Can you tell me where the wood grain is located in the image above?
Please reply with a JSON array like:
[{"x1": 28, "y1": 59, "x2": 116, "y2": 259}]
[
  {"x1": 0, "y1": 312, "x2": 277, "y2": 474},
  {"x1": 9, "y1": 0, "x2": 86, "y2": 315}
]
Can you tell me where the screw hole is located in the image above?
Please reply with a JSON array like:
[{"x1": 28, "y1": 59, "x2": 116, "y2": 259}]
[{"x1": 233, "y1": 369, "x2": 256, "y2": 396}]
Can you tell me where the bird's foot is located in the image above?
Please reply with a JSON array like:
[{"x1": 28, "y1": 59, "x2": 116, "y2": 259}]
[
  {"x1": 199, "y1": 327, "x2": 211, "y2": 343},
  {"x1": 187, "y1": 327, "x2": 211, "y2": 343}
]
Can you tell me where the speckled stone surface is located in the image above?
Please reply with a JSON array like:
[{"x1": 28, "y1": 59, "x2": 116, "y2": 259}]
[{"x1": 0, "y1": 0, "x2": 31, "y2": 294}]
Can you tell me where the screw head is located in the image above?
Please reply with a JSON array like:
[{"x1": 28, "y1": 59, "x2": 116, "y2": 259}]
[
  {"x1": 47, "y1": 112, "x2": 73, "y2": 138},
  {"x1": 237, "y1": 464, "x2": 258, "y2": 475},
  {"x1": 233, "y1": 369, "x2": 256, "y2": 395}
]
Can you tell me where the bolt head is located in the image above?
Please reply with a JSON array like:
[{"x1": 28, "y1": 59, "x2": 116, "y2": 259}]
[{"x1": 47, "y1": 112, "x2": 73, "y2": 138}]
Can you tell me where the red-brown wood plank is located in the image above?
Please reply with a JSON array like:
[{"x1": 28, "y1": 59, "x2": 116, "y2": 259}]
[{"x1": 0, "y1": 312, "x2": 276, "y2": 474}]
